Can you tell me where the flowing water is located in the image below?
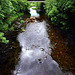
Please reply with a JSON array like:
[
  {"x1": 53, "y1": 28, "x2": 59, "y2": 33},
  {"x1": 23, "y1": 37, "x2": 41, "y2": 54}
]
[
  {"x1": 29, "y1": 7, "x2": 39, "y2": 17},
  {"x1": 13, "y1": 8, "x2": 68, "y2": 75},
  {"x1": 0, "y1": 6, "x2": 74, "y2": 75}
]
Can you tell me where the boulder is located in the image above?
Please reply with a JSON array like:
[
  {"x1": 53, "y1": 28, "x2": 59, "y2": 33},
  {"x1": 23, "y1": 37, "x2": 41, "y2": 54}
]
[
  {"x1": 25, "y1": 17, "x2": 36, "y2": 23},
  {"x1": 25, "y1": 18, "x2": 31, "y2": 23},
  {"x1": 30, "y1": 17, "x2": 36, "y2": 20}
]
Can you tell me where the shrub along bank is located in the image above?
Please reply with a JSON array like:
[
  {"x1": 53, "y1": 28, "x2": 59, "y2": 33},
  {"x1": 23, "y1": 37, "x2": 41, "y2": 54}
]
[
  {"x1": 0, "y1": 0, "x2": 28, "y2": 44},
  {"x1": 44, "y1": 0, "x2": 75, "y2": 31}
]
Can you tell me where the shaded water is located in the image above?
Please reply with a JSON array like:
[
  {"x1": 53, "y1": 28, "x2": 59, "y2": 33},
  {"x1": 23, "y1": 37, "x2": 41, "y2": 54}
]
[{"x1": 13, "y1": 8, "x2": 67, "y2": 75}]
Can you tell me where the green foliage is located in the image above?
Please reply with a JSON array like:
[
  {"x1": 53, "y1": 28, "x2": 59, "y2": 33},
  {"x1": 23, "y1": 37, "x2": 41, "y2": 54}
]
[
  {"x1": 44, "y1": 0, "x2": 75, "y2": 30},
  {"x1": 0, "y1": 24, "x2": 8, "y2": 31},
  {"x1": 0, "y1": 32, "x2": 4, "y2": 37},
  {"x1": 35, "y1": 2, "x2": 41, "y2": 9},
  {"x1": 0, "y1": 0, "x2": 28, "y2": 43},
  {"x1": 44, "y1": 0, "x2": 57, "y2": 15},
  {"x1": 2, "y1": 37, "x2": 9, "y2": 44},
  {"x1": 28, "y1": 2, "x2": 36, "y2": 8},
  {"x1": 28, "y1": 2, "x2": 41, "y2": 10},
  {"x1": 20, "y1": 20, "x2": 24, "y2": 24},
  {"x1": 0, "y1": 0, "x2": 14, "y2": 17},
  {"x1": 6, "y1": 13, "x2": 24, "y2": 25},
  {"x1": 11, "y1": 0, "x2": 28, "y2": 13},
  {"x1": 32, "y1": 7, "x2": 37, "y2": 10},
  {"x1": 48, "y1": 6, "x2": 58, "y2": 16},
  {"x1": 13, "y1": 24, "x2": 15, "y2": 26},
  {"x1": 0, "y1": 32, "x2": 9, "y2": 44},
  {"x1": 9, "y1": 26, "x2": 14, "y2": 31}
]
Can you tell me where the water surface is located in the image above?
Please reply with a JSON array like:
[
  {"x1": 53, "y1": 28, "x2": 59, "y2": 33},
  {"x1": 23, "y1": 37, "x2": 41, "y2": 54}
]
[{"x1": 13, "y1": 8, "x2": 66, "y2": 75}]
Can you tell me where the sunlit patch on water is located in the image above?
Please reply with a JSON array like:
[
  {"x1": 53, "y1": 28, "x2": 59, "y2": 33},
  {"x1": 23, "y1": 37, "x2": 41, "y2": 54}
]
[{"x1": 13, "y1": 21, "x2": 66, "y2": 75}]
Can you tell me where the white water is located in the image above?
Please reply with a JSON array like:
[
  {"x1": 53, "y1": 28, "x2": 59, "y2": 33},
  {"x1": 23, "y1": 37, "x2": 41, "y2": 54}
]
[
  {"x1": 29, "y1": 7, "x2": 39, "y2": 17},
  {"x1": 13, "y1": 8, "x2": 66, "y2": 75}
]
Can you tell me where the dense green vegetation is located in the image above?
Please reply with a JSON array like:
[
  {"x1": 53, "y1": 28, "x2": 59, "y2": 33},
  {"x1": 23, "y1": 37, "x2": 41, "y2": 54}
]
[
  {"x1": 28, "y1": 2, "x2": 41, "y2": 10},
  {"x1": 0, "y1": 0, "x2": 28, "y2": 43},
  {"x1": 44, "y1": 0, "x2": 75, "y2": 30},
  {"x1": 35, "y1": 2, "x2": 41, "y2": 10},
  {"x1": 1, "y1": 0, "x2": 75, "y2": 43}
]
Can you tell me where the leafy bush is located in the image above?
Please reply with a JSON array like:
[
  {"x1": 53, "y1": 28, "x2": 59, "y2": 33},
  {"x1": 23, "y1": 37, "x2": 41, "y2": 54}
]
[
  {"x1": 20, "y1": 20, "x2": 24, "y2": 24},
  {"x1": 11, "y1": 0, "x2": 28, "y2": 12},
  {"x1": 32, "y1": 7, "x2": 37, "y2": 10},
  {"x1": 28, "y1": 2, "x2": 41, "y2": 10},
  {"x1": 5, "y1": 13, "x2": 24, "y2": 25},
  {"x1": 44, "y1": 0, "x2": 75, "y2": 30},
  {"x1": 9, "y1": 26, "x2": 14, "y2": 31},
  {"x1": 48, "y1": 6, "x2": 58, "y2": 16},
  {"x1": 35, "y1": 2, "x2": 41, "y2": 9},
  {"x1": 44, "y1": 0, "x2": 57, "y2": 15},
  {"x1": 0, "y1": 24, "x2": 8, "y2": 31},
  {"x1": 0, "y1": 32, "x2": 9, "y2": 44},
  {"x1": 0, "y1": 0, "x2": 28, "y2": 43},
  {"x1": 28, "y1": 2, "x2": 36, "y2": 8}
]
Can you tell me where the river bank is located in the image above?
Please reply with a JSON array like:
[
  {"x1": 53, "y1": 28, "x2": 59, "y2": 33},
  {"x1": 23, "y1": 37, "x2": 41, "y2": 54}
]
[{"x1": 47, "y1": 23, "x2": 75, "y2": 74}]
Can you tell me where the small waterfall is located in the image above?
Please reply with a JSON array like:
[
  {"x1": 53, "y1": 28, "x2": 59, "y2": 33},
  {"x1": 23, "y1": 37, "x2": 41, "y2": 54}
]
[{"x1": 29, "y1": 7, "x2": 39, "y2": 17}]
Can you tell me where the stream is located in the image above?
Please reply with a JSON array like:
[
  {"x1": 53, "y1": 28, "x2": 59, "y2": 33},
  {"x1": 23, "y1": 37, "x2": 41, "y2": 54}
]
[
  {"x1": 13, "y1": 7, "x2": 71, "y2": 75},
  {"x1": 0, "y1": 7, "x2": 74, "y2": 75}
]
